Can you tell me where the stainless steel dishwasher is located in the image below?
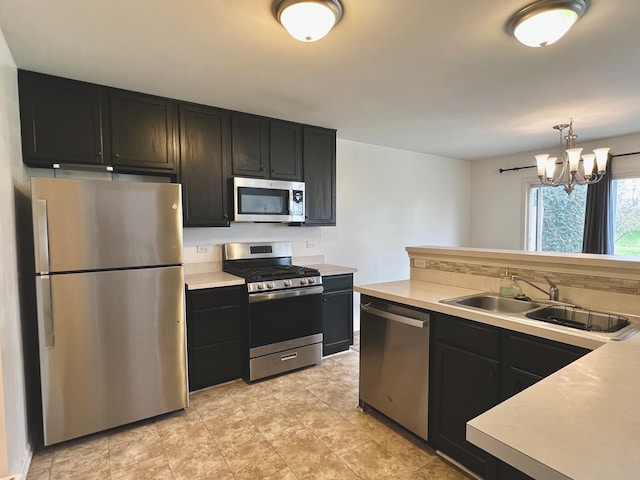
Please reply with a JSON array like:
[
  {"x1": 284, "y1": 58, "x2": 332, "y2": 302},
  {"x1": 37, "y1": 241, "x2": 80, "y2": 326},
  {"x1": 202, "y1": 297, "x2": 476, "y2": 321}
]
[{"x1": 359, "y1": 295, "x2": 430, "y2": 440}]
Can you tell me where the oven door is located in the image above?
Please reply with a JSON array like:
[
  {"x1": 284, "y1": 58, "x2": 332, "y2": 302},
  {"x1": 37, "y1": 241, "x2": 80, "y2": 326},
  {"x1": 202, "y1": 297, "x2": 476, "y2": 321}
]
[{"x1": 248, "y1": 286, "x2": 323, "y2": 349}]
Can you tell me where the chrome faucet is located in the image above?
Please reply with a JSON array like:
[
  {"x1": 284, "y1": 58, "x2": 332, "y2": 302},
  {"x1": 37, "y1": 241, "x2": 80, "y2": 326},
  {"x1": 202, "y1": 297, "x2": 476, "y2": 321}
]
[{"x1": 511, "y1": 275, "x2": 559, "y2": 301}]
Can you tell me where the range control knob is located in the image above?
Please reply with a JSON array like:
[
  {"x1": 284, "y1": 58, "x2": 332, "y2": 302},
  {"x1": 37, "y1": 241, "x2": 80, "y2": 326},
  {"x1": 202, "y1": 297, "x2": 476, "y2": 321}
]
[
  {"x1": 308, "y1": 277, "x2": 316, "y2": 284},
  {"x1": 300, "y1": 278, "x2": 308, "y2": 285},
  {"x1": 256, "y1": 283, "x2": 265, "y2": 290},
  {"x1": 266, "y1": 282, "x2": 275, "y2": 289},
  {"x1": 284, "y1": 280, "x2": 292, "y2": 287}
]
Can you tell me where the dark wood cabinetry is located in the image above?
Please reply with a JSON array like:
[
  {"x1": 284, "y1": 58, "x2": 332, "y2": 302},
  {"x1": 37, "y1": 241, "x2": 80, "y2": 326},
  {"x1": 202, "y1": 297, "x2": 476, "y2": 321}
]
[
  {"x1": 109, "y1": 90, "x2": 178, "y2": 173},
  {"x1": 179, "y1": 104, "x2": 231, "y2": 227},
  {"x1": 18, "y1": 70, "x2": 178, "y2": 175},
  {"x1": 322, "y1": 274, "x2": 353, "y2": 356},
  {"x1": 231, "y1": 113, "x2": 303, "y2": 181},
  {"x1": 18, "y1": 70, "x2": 109, "y2": 167},
  {"x1": 186, "y1": 286, "x2": 247, "y2": 391},
  {"x1": 302, "y1": 126, "x2": 336, "y2": 225},
  {"x1": 431, "y1": 313, "x2": 501, "y2": 476},
  {"x1": 430, "y1": 312, "x2": 590, "y2": 479}
]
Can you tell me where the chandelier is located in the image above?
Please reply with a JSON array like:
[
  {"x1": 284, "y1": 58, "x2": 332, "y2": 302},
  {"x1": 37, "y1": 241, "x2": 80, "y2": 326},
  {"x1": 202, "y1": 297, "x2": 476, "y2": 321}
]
[{"x1": 535, "y1": 120, "x2": 610, "y2": 194}]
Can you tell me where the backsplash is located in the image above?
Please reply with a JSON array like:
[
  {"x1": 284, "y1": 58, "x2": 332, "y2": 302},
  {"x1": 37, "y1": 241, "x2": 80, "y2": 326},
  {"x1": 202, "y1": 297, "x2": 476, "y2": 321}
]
[{"x1": 411, "y1": 258, "x2": 640, "y2": 296}]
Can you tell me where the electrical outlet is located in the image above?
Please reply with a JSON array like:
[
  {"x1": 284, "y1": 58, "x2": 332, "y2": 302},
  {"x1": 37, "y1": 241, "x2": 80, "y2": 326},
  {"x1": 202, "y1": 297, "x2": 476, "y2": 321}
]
[
  {"x1": 306, "y1": 241, "x2": 316, "y2": 248},
  {"x1": 414, "y1": 258, "x2": 426, "y2": 268},
  {"x1": 196, "y1": 245, "x2": 211, "y2": 254}
]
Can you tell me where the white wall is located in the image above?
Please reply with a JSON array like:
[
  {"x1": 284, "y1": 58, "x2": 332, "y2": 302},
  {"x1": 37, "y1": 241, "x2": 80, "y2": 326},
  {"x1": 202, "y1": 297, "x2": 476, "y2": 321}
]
[
  {"x1": 470, "y1": 132, "x2": 640, "y2": 249},
  {"x1": 0, "y1": 26, "x2": 32, "y2": 477}
]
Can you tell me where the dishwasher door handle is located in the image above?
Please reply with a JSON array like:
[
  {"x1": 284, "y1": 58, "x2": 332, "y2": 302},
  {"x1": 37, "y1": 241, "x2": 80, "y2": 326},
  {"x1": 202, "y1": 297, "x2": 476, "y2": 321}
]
[{"x1": 361, "y1": 304, "x2": 429, "y2": 328}]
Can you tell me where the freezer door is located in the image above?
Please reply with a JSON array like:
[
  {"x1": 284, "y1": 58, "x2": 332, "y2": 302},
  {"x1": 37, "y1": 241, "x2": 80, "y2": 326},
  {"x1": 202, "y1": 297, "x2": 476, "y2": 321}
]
[
  {"x1": 37, "y1": 266, "x2": 187, "y2": 445},
  {"x1": 31, "y1": 177, "x2": 183, "y2": 273}
]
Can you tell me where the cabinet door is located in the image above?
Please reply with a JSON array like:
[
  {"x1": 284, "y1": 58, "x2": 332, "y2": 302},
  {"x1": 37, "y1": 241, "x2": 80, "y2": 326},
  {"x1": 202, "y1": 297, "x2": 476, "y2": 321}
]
[
  {"x1": 431, "y1": 341, "x2": 501, "y2": 477},
  {"x1": 302, "y1": 126, "x2": 336, "y2": 225},
  {"x1": 269, "y1": 120, "x2": 302, "y2": 180},
  {"x1": 186, "y1": 286, "x2": 246, "y2": 391},
  {"x1": 231, "y1": 112, "x2": 269, "y2": 178},
  {"x1": 322, "y1": 289, "x2": 353, "y2": 356},
  {"x1": 18, "y1": 70, "x2": 108, "y2": 167},
  {"x1": 179, "y1": 104, "x2": 230, "y2": 227},
  {"x1": 110, "y1": 90, "x2": 178, "y2": 173}
]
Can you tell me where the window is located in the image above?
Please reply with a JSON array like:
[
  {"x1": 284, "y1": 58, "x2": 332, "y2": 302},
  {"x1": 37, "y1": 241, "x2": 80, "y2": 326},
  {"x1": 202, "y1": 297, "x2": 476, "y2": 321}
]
[
  {"x1": 613, "y1": 177, "x2": 640, "y2": 256},
  {"x1": 527, "y1": 184, "x2": 587, "y2": 253},
  {"x1": 526, "y1": 176, "x2": 640, "y2": 256}
]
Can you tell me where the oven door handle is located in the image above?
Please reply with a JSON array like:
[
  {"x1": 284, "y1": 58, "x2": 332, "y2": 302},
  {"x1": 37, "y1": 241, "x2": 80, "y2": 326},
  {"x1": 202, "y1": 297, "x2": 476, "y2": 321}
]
[{"x1": 249, "y1": 285, "x2": 324, "y2": 303}]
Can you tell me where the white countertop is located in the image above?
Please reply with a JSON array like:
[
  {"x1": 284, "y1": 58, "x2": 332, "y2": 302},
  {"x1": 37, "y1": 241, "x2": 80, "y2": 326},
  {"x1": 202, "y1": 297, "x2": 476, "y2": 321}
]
[
  {"x1": 185, "y1": 264, "x2": 356, "y2": 290},
  {"x1": 355, "y1": 279, "x2": 640, "y2": 480}
]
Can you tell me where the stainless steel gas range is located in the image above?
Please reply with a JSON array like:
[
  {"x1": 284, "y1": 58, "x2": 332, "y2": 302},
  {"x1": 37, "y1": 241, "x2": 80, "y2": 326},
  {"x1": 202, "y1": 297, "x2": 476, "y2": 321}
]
[{"x1": 223, "y1": 242, "x2": 323, "y2": 381}]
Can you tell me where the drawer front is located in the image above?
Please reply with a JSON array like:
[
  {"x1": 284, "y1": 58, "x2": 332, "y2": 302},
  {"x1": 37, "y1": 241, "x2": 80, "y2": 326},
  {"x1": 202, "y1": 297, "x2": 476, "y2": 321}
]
[
  {"x1": 322, "y1": 274, "x2": 353, "y2": 292},
  {"x1": 433, "y1": 313, "x2": 500, "y2": 359},
  {"x1": 249, "y1": 342, "x2": 322, "y2": 381},
  {"x1": 188, "y1": 285, "x2": 244, "y2": 310},
  {"x1": 503, "y1": 331, "x2": 589, "y2": 378}
]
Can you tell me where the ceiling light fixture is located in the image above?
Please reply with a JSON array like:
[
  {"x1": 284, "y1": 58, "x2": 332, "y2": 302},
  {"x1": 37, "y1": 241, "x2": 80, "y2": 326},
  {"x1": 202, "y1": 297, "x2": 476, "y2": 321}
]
[
  {"x1": 535, "y1": 119, "x2": 609, "y2": 194},
  {"x1": 506, "y1": 0, "x2": 589, "y2": 47},
  {"x1": 274, "y1": 0, "x2": 343, "y2": 42}
]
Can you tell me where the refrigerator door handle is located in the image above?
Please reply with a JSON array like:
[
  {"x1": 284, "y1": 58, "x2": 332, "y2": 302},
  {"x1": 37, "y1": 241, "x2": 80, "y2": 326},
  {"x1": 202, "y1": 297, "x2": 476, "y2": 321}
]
[
  {"x1": 36, "y1": 275, "x2": 55, "y2": 347},
  {"x1": 34, "y1": 199, "x2": 51, "y2": 274}
]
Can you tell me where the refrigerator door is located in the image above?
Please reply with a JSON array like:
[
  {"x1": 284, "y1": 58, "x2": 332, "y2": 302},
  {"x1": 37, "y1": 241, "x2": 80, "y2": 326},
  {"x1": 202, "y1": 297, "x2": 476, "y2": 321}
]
[
  {"x1": 31, "y1": 177, "x2": 183, "y2": 273},
  {"x1": 37, "y1": 266, "x2": 187, "y2": 446}
]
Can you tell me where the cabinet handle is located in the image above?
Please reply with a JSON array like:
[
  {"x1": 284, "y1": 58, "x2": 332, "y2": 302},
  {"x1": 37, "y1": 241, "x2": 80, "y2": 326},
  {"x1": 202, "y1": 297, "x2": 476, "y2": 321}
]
[
  {"x1": 271, "y1": 169, "x2": 276, "y2": 173},
  {"x1": 113, "y1": 153, "x2": 120, "y2": 159},
  {"x1": 260, "y1": 167, "x2": 266, "y2": 172},
  {"x1": 96, "y1": 151, "x2": 102, "y2": 156},
  {"x1": 223, "y1": 214, "x2": 229, "y2": 219}
]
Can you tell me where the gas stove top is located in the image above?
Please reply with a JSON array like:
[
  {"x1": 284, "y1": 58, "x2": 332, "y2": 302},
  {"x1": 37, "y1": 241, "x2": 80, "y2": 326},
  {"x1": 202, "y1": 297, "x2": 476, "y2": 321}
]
[{"x1": 223, "y1": 242, "x2": 323, "y2": 293}]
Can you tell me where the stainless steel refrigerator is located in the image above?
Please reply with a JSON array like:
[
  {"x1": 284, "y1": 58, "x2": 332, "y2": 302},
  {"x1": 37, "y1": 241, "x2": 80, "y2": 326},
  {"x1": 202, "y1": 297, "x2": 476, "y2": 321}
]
[{"x1": 31, "y1": 177, "x2": 188, "y2": 446}]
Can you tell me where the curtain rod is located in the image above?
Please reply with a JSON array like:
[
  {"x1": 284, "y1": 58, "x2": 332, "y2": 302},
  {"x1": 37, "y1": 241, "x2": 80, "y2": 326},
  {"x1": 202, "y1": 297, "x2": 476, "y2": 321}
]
[{"x1": 498, "y1": 150, "x2": 640, "y2": 174}]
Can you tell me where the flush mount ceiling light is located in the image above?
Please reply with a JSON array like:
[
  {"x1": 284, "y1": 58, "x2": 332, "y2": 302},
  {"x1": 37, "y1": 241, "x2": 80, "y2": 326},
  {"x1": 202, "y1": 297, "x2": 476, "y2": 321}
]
[
  {"x1": 274, "y1": 0, "x2": 343, "y2": 42},
  {"x1": 535, "y1": 119, "x2": 609, "y2": 194},
  {"x1": 506, "y1": 0, "x2": 589, "y2": 47}
]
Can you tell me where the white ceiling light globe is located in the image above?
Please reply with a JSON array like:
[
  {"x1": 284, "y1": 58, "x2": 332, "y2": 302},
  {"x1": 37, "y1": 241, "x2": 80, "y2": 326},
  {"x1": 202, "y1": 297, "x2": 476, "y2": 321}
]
[
  {"x1": 279, "y1": 1, "x2": 339, "y2": 42},
  {"x1": 514, "y1": 8, "x2": 579, "y2": 47}
]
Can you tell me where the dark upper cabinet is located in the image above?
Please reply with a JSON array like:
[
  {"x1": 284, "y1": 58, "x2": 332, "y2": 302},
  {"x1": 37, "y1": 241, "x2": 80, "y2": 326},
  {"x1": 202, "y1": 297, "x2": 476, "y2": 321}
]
[
  {"x1": 179, "y1": 103, "x2": 231, "y2": 227},
  {"x1": 110, "y1": 90, "x2": 178, "y2": 173},
  {"x1": 18, "y1": 70, "x2": 109, "y2": 167},
  {"x1": 231, "y1": 113, "x2": 303, "y2": 181},
  {"x1": 269, "y1": 120, "x2": 302, "y2": 180},
  {"x1": 302, "y1": 126, "x2": 336, "y2": 226},
  {"x1": 231, "y1": 112, "x2": 269, "y2": 178}
]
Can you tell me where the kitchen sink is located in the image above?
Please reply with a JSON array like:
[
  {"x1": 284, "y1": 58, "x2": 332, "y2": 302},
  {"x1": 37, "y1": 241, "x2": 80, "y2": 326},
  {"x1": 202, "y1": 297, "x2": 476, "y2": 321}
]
[
  {"x1": 441, "y1": 293, "x2": 541, "y2": 314},
  {"x1": 525, "y1": 305, "x2": 630, "y2": 333}
]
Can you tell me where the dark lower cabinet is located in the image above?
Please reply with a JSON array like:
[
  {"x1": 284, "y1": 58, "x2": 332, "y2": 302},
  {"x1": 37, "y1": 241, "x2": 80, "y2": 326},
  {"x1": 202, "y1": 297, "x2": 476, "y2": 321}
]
[
  {"x1": 186, "y1": 286, "x2": 247, "y2": 391},
  {"x1": 179, "y1": 103, "x2": 231, "y2": 227},
  {"x1": 430, "y1": 312, "x2": 590, "y2": 479},
  {"x1": 430, "y1": 313, "x2": 501, "y2": 476},
  {"x1": 322, "y1": 274, "x2": 353, "y2": 356}
]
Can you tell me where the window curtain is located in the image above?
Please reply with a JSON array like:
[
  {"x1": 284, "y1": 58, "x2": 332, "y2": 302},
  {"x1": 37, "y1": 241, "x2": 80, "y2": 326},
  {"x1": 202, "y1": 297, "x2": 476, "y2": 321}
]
[{"x1": 582, "y1": 155, "x2": 614, "y2": 254}]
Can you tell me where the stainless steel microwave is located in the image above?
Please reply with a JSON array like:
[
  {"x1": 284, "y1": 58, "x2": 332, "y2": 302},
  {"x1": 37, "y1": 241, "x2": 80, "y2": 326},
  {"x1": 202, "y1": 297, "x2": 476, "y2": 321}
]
[{"x1": 232, "y1": 177, "x2": 305, "y2": 222}]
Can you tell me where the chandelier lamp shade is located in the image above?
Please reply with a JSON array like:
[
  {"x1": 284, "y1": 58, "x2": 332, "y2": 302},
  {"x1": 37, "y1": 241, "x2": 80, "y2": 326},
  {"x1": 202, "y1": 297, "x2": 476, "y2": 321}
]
[
  {"x1": 535, "y1": 120, "x2": 609, "y2": 194},
  {"x1": 274, "y1": 0, "x2": 344, "y2": 42},
  {"x1": 506, "y1": 0, "x2": 590, "y2": 47}
]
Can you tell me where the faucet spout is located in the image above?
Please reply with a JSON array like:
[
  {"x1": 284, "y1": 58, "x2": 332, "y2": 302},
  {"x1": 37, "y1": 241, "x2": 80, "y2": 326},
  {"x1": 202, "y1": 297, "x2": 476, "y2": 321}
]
[{"x1": 511, "y1": 275, "x2": 559, "y2": 301}]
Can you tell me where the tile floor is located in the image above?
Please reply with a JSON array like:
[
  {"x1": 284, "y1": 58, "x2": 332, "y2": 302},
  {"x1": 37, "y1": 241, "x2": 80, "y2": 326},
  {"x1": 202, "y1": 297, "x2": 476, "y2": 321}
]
[{"x1": 27, "y1": 342, "x2": 469, "y2": 480}]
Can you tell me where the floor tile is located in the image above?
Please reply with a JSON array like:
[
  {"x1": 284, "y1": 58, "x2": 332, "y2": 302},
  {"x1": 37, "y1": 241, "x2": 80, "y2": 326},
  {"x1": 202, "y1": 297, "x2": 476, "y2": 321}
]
[{"x1": 27, "y1": 347, "x2": 471, "y2": 480}]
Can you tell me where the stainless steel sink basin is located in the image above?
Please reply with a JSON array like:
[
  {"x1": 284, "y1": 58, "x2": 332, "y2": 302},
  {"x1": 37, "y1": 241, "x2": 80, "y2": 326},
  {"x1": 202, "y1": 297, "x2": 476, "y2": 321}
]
[
  {"x1": 525, "y1": 305, "x2": 630, "y2": 333},
  {"x1": 441, "y1": 293, "x2": 540, "y2": 314}
]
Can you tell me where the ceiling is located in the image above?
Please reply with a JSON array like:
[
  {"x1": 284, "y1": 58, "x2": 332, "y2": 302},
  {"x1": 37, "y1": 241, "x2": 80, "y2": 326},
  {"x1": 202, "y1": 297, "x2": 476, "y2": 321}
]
[{"x1": 0, "y1": 0, "x2": 639, "y2": 161}]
